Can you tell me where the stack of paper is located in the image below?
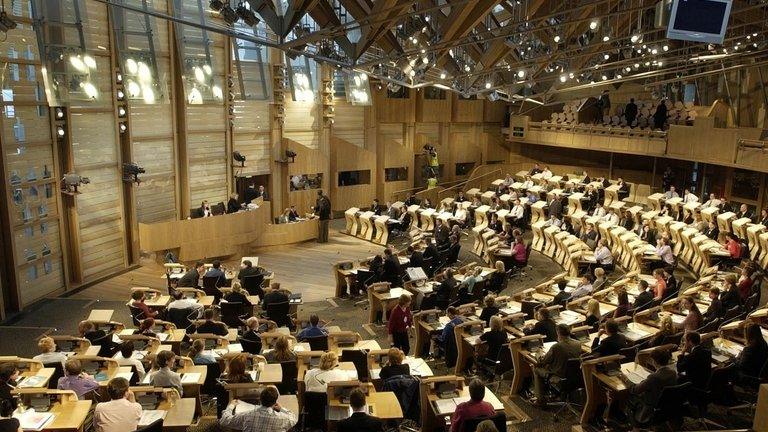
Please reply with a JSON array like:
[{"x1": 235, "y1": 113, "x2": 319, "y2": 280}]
[
  {"x1": 180, "y1": 373, "x2": 201, "y2": 384},
  {"x1": 138, "y1": 410, "x2": 167, "y2": 426},
  {"x1": 17, "y1": 375, "x2": 46, "y2": 388},
  {"x1": 114, "y1": 372, "x2": 134, "y2": 382},
  {"x1": 15, "y1": 410, "x2": 54, "y2": 431},
  {"x1": 623, "y1": 366, "x2": 651, "y2": 385}
]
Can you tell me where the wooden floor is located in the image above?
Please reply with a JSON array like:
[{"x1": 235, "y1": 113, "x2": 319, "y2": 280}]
[{"x1": 69, "y1": 227, "x2": 379, "y2": 303}]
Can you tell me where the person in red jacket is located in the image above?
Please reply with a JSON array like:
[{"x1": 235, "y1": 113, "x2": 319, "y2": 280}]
[
  {"x1": 387, "y1": 294, "x2": 413, "y2": 355},
  {"x1": 450, "y1": 378, "x2": 497, "y2": 432}
]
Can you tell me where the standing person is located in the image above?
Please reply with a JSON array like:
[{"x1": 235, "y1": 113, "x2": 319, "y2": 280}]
[
  {"x1": 315, "y1": 190, "x2": 331, "y2": 243},
  {"x1": 93, "y1": 377, "x2": 143, "y2": 432},
  {"x1": 653, "y1": 100, "x2": 669, "y2": 130},
  {"x1": 387, "y1": 294, "x2": 413, "y2": 355},
  {"x1": 624, "y1": 98, "x2": 638, "y2": 126},
  {"x1": 597, "y1": 90, "x2": 611, "y2": 121}
]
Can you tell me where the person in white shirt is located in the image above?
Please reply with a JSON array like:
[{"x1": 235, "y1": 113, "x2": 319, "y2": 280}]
[
  {"x1": 593, "y1": 239, "x2": 614, "y2": 268},
  {"x1": 303, "y1": 352, "x2": 349, "y2": 393},
  {"x1": 167, "y1": 290, "x2": 204, "y2": 318},
  {"x1": 113, "y1": 341, "x2": 146, "y2": 381},
  {"x1": 521, "y1": 176, "x2": 534, "y2": 190},
  {"x1": 544, "y1": 215, "x2": 562, "y2": 228},
  {"x1": 664, "y1": 186, "x2": 679, "y2": 200},
  {"x1": 682, "y1": 188, "x2": 698, "y2": 204},
  {"x1": 654, "y1": 237, "x2": 675, "y2": 267},
  {"x1": 33, "y1": 336, "x2": 67, "y2": 368},
  {"x1": 510, "y1": 199, "x2": 525, "y2": 226},
  {"x1": 602, "y1": 208, "x2": 619, "y2": 226},
  {"x1": 503, "y1": 174, "x2": 513, "y2": 186},
  {"x1": 701, "y1": 193, "x2": 721, "y2": 209},
  {"x1": 570, "y1": 275, "x2": 594, "y2": 300},
  {"x1": 591, "y1": 202, "x2": 606, "y2": 218},
  {"x1": 454, "y1": 206, "x2": 468, "y2": 226},
  {"x1": 541, "y1": 166, "x2": 553, "y2": 180},
  {"x1": 93, "y1": 377, "x2": 143, "y2": 432}
]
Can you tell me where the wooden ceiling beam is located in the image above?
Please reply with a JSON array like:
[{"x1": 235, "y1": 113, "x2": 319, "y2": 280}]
[
  {"x1": 281, "y1": 0, "x2": 321, "y2": 38},
  {"x1": 354, "y1": 0, "x2": 410, "y2": 59}
]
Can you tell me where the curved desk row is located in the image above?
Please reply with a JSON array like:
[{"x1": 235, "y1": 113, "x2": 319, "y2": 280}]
[{"x1": 138, "y1": 201, "x2": 317, "y2": 261}]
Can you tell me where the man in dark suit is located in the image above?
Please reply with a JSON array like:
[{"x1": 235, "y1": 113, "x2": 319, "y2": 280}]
[
  {"x1": 370, "y1": 199, "x2": 383, "y2": 215},
  {"x1": 625, "y1": 98, "x2": 638, "y2": 125},
  {"x1": 407, "y1": 246, "x2": 424, "y2": 272},
  {"x1": 237, "y1": 260, "x2": 261, "y2": 282},
  {"x1": 338, "y1": 389, "x2": 383, "y2": 432},
  {"x1": 676, "y1": 332, "x2": 711, "y2": 389},
  {"x1": 205, "y1": 260, "x2": 225, "y2": 280},
  {"x1": 736, "y1": 204, "x2": 754, "y2": 222},
  {"x1": 590, "y1": 319, "x2": 628, "y2": 357},
  {"x1": 550, "y1": 280, "x2": 571, "y2": 307},
  {"x1": 703, "y1": 221, "x2": 719, "y2": 240},
  {"x1": 404, "y1": 193, "x2": 419, "y2": 206},
  {"x1": 620, "y1": 348, "x2": 678, "y2": 427},
  {"x1": 383, "y1": 248, "x2": 403, "y2": 286},
  {"x1": 703, "y1": 287, "x2": 724, "y2": 321},
  {"x1": 316, "y1": 190, "x2": 331, "y2": 243},
  {"x1": 255, "y1": 185, "x2": 269, "y2": 201},
  {"x1": 177, "y1": 261, "x2": 205, "y2": 288},
  {"x1": 523, "y1": 307, "x2": 557, "y2": 342},
  {"x1": 288, "y1": 206, "x2": 300, "y2": 221},
  {"x1": 632, "y1": 280, "x2": 655, "y2": 312},
  {"x1": 262, "y1": 283, "x2": 289, "y2": 309},
  {"x1": 548, "y1": 194, "x2": 563, "y2": 220},
  {"x1": 226, "y1": 193, "x2": 240, "y2": 214},
  {"x1": 435, "y1": 269, "x2": 457, "y2": 308},
  {"x1": 434, "y1": 219, "x2": 450, "y2": 246},
  {"x1": 194, "y1": 308, "x2": 228, "y2": 336},
  {"x1": 446, "y1": 235, "x2": 461, "y2": 265}
]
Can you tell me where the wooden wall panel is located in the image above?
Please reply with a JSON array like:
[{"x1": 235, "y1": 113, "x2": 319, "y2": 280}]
[
  {"x1": 333, "y1": 101, "x2": 365, "y2": 148},
  {"x1": 187, "y1": 129, "x2": 228, "y2": 207},
  {"x1": 483, "y1": 100, "x2": 506, "y2": 123},
  {"x1": 233, "y1": 100, "x2": 271, "y2": 176},
  {"x1": 330, "y1": 136, "x2": 376, "y2": 210},
  {"x1": 374, "y1": 87, "x2": 416, "y2": 123},
  {"x1": 71, "y1": 112, "x2": 126, "y2": 281},
  {"x1": 416, "y1": 94, "x2": 452, "y2": 123},
  {"x1": 283, "y1": 98, "x2": 319, "y2": 149},
  {"x1": 452, "y1": 95, "x2": 484, "y2": 122},
  {"x1": 286, "y1": 139, "x2": 329, "y2": 214}
]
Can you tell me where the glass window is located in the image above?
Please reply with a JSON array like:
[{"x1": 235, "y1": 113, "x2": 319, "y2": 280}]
[
  {"x1": 232, "y1": 20, "x2": 270, "y2": 100},
  {"x1": 338, "y1": 170, "x2": 371, "y2": 186},
  {"x1": 289, "y1": 173, "x2": 323, "y2": 191},
  {"x1": 387, "y1": 85, "x2": 409, "y2": 98},
  {"x1": 731, "y1": 169, "x2": 761, "y2": 201},
  {"x1": 287, "y1": 55, "x2": 316, "y2": 102},
  {"x1": 424, "y1": 87, "x2": 446, "y2": 100},
  {"x1": 384, "y1": 167, "x2": 408, "y2": 182}
]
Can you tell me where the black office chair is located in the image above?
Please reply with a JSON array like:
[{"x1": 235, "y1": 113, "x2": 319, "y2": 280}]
[
  {"x1": 695, "y1": 318, "x2": 721, "y2": 334},
  {"x1": 44, "y1": 362, "x2": 65, "y2": 389},
  {"x1": 617, "y1": 346, "x2": 638, "y2": 363},
  {"x1": 201, "y1": 362, "x2": 222, "y2": 402},
  {"x1": 264, "y1": 301, "x2": 294, "y2": 330},
  {"x1": 547, "y1": 358, "x2": 586, "y2": 418},
  {"x1": 240, "y1": 337, "x2": 262, "y2": 355},
  {"x1": 202, "y1": 276, "x2": 223, "y2": 302},
  {"x1": 220, "y1": 302, "x2": 249, "y2": 329},
  {"x1": 305, "y1": 335, "x2": 329, "y2": 351},
  {"x1": 278, "y1": 361, "x2": 298, "y2": 395},
  {"x1": 136, "y1": 419, "x2": 163, "y2": 432},
  {"x1": 341, "y1": 349, "x2": 369, "y2": 382},
  {"x1": 241, "y1": 274, "x2": 265, "y2": 298},
  {"x1": 725, "y1": 358, "x2": 768, "y2": 416},
  {"x1": 643, "y1": 382, "x2": 692, "y2": 430},
  {"x1": 127, "y1": 305, "x2": 145, "y2": 327},
  {"x1": 301, "y1": 391, "x2": 327, "y2": 432},
  {"x1": 464, "y1": 412, "x2": 507, "y2": 432},
  {"x1": 687, "y1": 386, "x2": 726, "y2": 430},
  {"x1": 91, "y1": 334, "x2": 117, "y2": 358},
  {"x1": 476, "y1": 345, "x2": 513, "y2": 393},
  {"x1": 743, "y1": 292, "x2": 759, "y2": 314},
  {"x1": 166, "y1": 307, "x2": 196, "y2": 332},
  {"x1": 661, "y1": 331, "x2": 684, "y2": 346},
  {"x1": 721, "y1": 306, "x2": 743, "y2": 324}
]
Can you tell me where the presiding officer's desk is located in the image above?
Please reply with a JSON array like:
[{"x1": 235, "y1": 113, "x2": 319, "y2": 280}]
[
  {"x1": 12, "y1": 389, "x2": 91, "y2": 431},
  {"x1": 138, "y1": 199, "x2": 318, "y2": 261}
]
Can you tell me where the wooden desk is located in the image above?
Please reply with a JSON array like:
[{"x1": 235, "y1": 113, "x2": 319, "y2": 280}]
[
  {"x1": 43, "y1": 400, "x2": 92, "y2": 431},
  {"x1": 327, "y1": 388, "x2": 403, "y2": 420},
  {"x1": 368, "y1": 287, "x2": 411, "y2": 324},
  {"x1": 18, "y1": 368, "x2": 55, "y2": 389},
  {"x1": 754, "y1": 384, "x2": 768, "y2": 432},
  {"x1": 88, "y1": 309, "x2": 114, "y2": 323}
]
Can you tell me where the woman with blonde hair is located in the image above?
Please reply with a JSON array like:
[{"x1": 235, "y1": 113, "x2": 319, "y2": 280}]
[
  {"x1": 264, "y1": 336, "x2": 296, "y2": 363},
  {"x1": 585, "y1": 298, "x2": 602, "y2": 331},
  {"x1": 476, "y1": 419, "x2": 500, "y2": 432},
  {"x1": 223, "y1": 281, "x2": 251, "y2": 306},
  {"x1": 380, "y1": 347, "x2": 410, "y2": 380},
  {"x1": 33, "y1": 336, "x2": 67, "y2": 368},
  {"x1": 304, "y1": 352, "x2": 347, "y2": 392},
  {"x1": 479, "y1": 315, "x2": 508, "y2": 361},
  {"x1": 648, "y1": 314, "x2": 675, "y2": 347},
  {"x1": 488, "y1": 260, "x2": 507, "y2": 293}
]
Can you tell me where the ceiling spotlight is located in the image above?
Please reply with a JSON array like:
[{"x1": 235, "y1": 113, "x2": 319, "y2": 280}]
[
  {"x1": 657, "y1": 61, "x2": 663, "y2": 66},
  {"x1": 409, "y1": 69, "x2": 416, "y2": 77},
  {"x1": 439, "y1": 72, "x2": 446, "y2": 79},
  {"x1": 219, "y1": 4, "x2": 239, "y2": 25},
  {"x1": 422, "y1": 57, "x2": 428, "y2": 64},
  {"x1": 409, "y1": 58, "x2": 416, "y2": 66},
  {"x1": 589, "y1": 20, "x2": 598, "y2": 30},
  {"x1": 119, "y1": 122, "x2": 128, "y2": 133},
  {"x1": 616, "y1": 74, "x2": 622, "y2": 79},
  {"x1": 603, "y1": 54, "x2": 610, "y2": 60},
  {"x1": 118, "y1": 107, "x2": 126, "y2": 117},
  {"x1": 553, "y1": 35, "x2": 561, "y2": 43},
  {"x1": 56, "y1": 126, "x2": 65, "y2": 137},
  {"x1": 236, "y1": 2, "x2": 259, "y2": 26},
  {"x1": 630, "y1": 34, "x2": 640, "y2": 43},
  {"x1": 601, "y1": 75, "x2": 608, "y2": 80},
  {"x1": 55, "y1": 108, "x2": 64, "y2": 119},
  {"x1": 209, "y1": 0, "x2": 225, "y2": 11},
  {"x1": 651, "y1": 48, "x2": 658, "y2": 55},
  {"x1": 602, "y1": 35, "x2": 610, "y2": 42},
  {"x1": 485, "y1": 82, "x2": 492, "y2": 89},
  {"x1": 464, "y1": 65, "x2": 471, "y2": 72},
  {"x1": 517, "y1": 70, "x2": 525, "y2": 79},
  {"x1": 559, "y1": 74, "x2": 567, "y2": 83},
  {"x1": 662, "y1": 45, "x2": 669, "y2": 51}
]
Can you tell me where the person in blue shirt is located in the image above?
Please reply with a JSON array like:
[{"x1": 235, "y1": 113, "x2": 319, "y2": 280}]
[
  {"x1": 527, "y1": 191, "x2": 538, "y2": 204},
  {"x1": 436, "y1": 307, "x2": 463, "y2": 353},
  {"x1": 296, "y1": 314, "x2": 328, "y2": 341},
  {"x1": 205, "y1": 260, "x2": 225, "y2": 279}
]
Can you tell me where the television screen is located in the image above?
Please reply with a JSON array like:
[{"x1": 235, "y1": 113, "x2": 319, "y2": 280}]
[{"x1": 667, "y1": 0, "x2": 732, "y2": 44}]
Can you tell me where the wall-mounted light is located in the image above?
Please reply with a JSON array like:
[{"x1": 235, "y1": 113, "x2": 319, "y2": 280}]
[
  {"x1": 55, "y1": 108, "x2": 64, "y2": 119},
  {"x1": 118, "y1": 107, "x2": 126, "y2": 117},
  {"x1": 56, "y1": 126, "x2": 65, "y2": 137},
  {"x1": 119, "y1": 122, "x2": 128, "y2": 133}
]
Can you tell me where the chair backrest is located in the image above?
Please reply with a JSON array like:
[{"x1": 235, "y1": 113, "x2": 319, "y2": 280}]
[
  {"x1": 220, "y1": 302, "x2": 247, "y2": 328},
  {"x1": 340, "y1": 349, "x2": 369, "y2": 382},
  {"x1": 278, "y1": 361, "x2": 298, "y2": 395},
  {"x1": 202, "y1": 276, "x2": 223, "y2": 293},
  {"x1": 305, "y1": 335, "x2": 329, "y2": 351},
  {"x1": 562, "y1": 358, "x2": 585, "y2": 392},
  {"x1": 201, "y1": 362, "x2": 222, "y2": 395},
  {"x1": 127, "y1": 305, "x2": 145, "y2": 326},
  {"x1": 302, "y1": 391, "x2": 327, "y2": 423},
  {"x1": 618, "y1": 346, "x2": 637, "y2": 363},
  {"x1": 464, "y1": 412, "x2": 507, "y2": 432},
  {"x1": 166, "y1": 307, "x2": 195, "y2": 331},
  {"x1": 239, "y1": 337, "x2": 262, "y2": 355},
  {"x1": 661, "y1": 332, "x2": 684, "y2": 346},
  {"x1": 656, "y1": 382, "x2": 692, "y2": 420},
  {"x1": 91, "y1": 334, "x2": 116, "y2": 358},
  {"x1": 265, "y1": 301, "x2": 291, "y2": 327},
  {"x1": 241, "y1": 274, "x2": 265, "y2": 296},
  {"x1": 722, "y1": 306, "x2": 743, "y2": 323},
  {"x1": 44, "y1": 362, "x2": 65, "y2": 389},
  {"x1": 744, "y1": 293, "x2": 759, "y2": 313}
]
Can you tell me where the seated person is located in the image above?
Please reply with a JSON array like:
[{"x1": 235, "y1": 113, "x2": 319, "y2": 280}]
[
  {"x1": 114, "y1": 341, "x2": 146, "y2": 381},
  {"x1": 613, "y1": 290, "x2": 631, "y2": 319},
  {"x1": 580, "y1": 224, "x2": 598, "y2": 249},
  {"x1": 241, "y1": 317, "x2": 264, "y2": 353},
  {"x1": 702, "y1": 286, "x2": 724, "y2": 321},
  {"x1": 149, "y1": 350, "x2": 183, "y2": 395},
  {"x1": 436, "y1": 307, "x2": 463, "y2": 357},
  {"x1": 652, "y1": 268, "x2": 668, "y2": 301},
  {"x1": 723, "y1": 233, "x2": 743, "y2": 266},
  {"x1": 591, "y1": 202, "x2": 606, "y2": 218},
  {"x1": 653, "y1": 237, "x2": 675, "y2": 269},
  {"x1": 288, "y1": 205, "x2": 300, "y2": 221},
  {"x1": 205, "y1": 260, "x2": 226, "y2": 281},
  {"x1": 220, "y1": 385, "x2": 297, "y2": 432},
  {"x1": 237, "y1": 259, "x2": 262, "y2": 283},
  {"x1": 543, "y1": 214, "x2": 561, "y2": 228},
  {"x1": 304, "y1": 352, "x2": 347, "y2": 393},
  {"x1": 223, "y1": 354, "x2": 254, "y2": 383},
  {"x1": 407, "y1": 246, "x2": 424, "y2": 271},
  {"x1": 459, "y1": 267, "x2": 483, "y2": 301},
  {"x1": 569, "y1": 274, "x2": 594, "y2": 300},
  {"x1": 509, "y1": 199, "x2": 525, "y2": 226},
  {"x1": 137, "y1": 318, "x2": 158, "y2": 338},
  {"x1": 731, "y1": 323, "x2": 768, "y2": 378},
  {"x1": 550, "y1": 280, "x2": 571, "y2": 307},
  {"x1": 703, "y1": 221, "x2": 719, "y2": 240},
  {"x1": 532, "y1": 324, "x2": 582, "y2": 405},
  {"x1": 454, "y1": 205, "x2": 468, "y2": 226},
  {"x1": 737, "y1": 266, "x2": 754, "y2": 300},
  {"x1": 264, "y1": 335, "x2": 297, "y2": 363},
  {"x1": 177, "y1": 261, "x2": 205, "y2": 287},
  {"x1": 0, "y1": 398, "x2": 19, "y2": 432},
  {"x1": 379, "y1": 348, "x2": 410, "y2": 381},
  {"x1": 296, "y1": 314, "x2": 328, "y2": 341},
  {"x1": 487, "y1": 261, "x2": 508, "y2": 293},
  {"x1": 478, "y1": 294, "x2": 500, "y2": 326},
  {"x1": 188, "y1": 339, "x2": 217, "y2": 365},
  {"x1": 676, "y1": 332, "x2": 711, "y2": 390},
  {"x1": 167, "y1": 290, "x2": 204, "y2": 318},
  {"x1": 593, "y1": 239, "x2": 614, "y2": 271},
  {"x1": 511, "y1": 236, "x2": 527, "y2": 267},
  {"x1": 589, "y1": 319, "x2": 628, "y2": 357},
  {"x1": 620, "y1": 349, "x2": 678, "y2": 428},
  {"x1": 480, "y1": 316, "x2": 508, "y2": 361},
  {"x1": 523, "y1": 307, "x2": 557, "y2": 342},
  {"x1": 78, "y1": 320, "x2": 111, "y2": 347},
  {"x1": 33, "y1": 336, "x2": 67, "y2": 368},
  {"x1": 632, "y1": 280, "x2": 654, "y2": 312},
  {"x1": 194, "y1": 308, "x2": 229, "y2": 336},
  {"x1": 720, "y1": 275, "x2": 743, "y2": 311},
  {"x1": 93, "y1": 377, "x2": 143, "y2": 432},
  {"x1": 130, "y1": 290, "x2": 158, "y2": 319},
  {"x1": 675, "y1": 296, "x2": 702, "y2": 333},
  {"x1": 338, "y1": 388, "x2": 383, "y2": 432},
  {"x1": 446, "y1": 235, "x2": 461, "y2": 265},
  {"x1": 593, "y1": 267, "x2": 607, "y2": 291},
  {"x1": 450, "y1": 378, "x2": 497, "y2": 432},
  {"x1": 370, "y1": 199, "x2": 383, "y2": 215},
  {"x1": 648, "y1": 314, "x2": 675, "y2": 348},
  {"x1": 262, "y1": 282, "x2": 290, "y2": 309},
  {"x1": 435, "y1": 269, "x2": 457, "y2": 308},
  {"x1": 57, "y1": 359, "x2": 100, "y2": 399},
  {"x1": 585, "y1": 298, "x2": 602, "y2": 331},
  {"x1": 223, "y1": 281, "x2": 251, "y2": 306},
  {"x1": 0, "y1": 365, "x2": 18, "y2": 411}
]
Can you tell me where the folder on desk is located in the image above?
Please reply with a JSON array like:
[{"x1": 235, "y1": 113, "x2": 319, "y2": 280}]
[
  {"x1": 181, "y1": 373, "x2": 201, "y2": 384},
  {"x1": 139, "y1": 410, "x2": 167, "y2": 426},
  {"x1": 15, "y1": 411, "x2": 54, "y2": 431},
  {"x1": 17, "y1": 375, "x2": 46, "y2": 388}
]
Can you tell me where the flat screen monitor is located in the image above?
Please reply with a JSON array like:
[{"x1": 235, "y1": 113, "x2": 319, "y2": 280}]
[{"x1": 667, "y1": 0, "x2": 732, "y2": 44}]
